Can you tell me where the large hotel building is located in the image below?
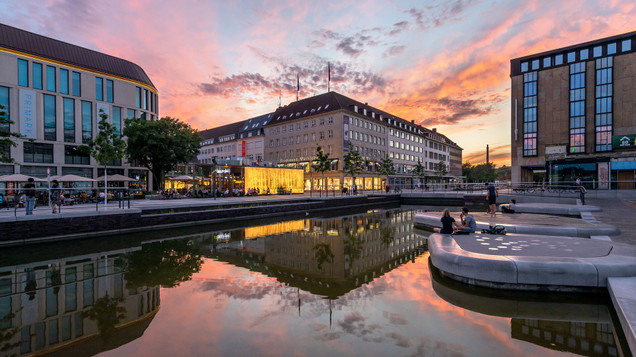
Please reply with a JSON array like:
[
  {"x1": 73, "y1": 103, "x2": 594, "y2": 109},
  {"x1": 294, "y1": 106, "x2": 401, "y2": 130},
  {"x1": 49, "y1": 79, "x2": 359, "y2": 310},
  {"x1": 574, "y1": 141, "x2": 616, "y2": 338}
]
[
  {"x1": 511, "y1": 31, "x2": 636, "y2": 189},
  {"x1": 0, "y1": 23, "x2": 157, "y2": 190},
  {"x1": 197, "y1": 91, "x2": 462, "y2": 191}
]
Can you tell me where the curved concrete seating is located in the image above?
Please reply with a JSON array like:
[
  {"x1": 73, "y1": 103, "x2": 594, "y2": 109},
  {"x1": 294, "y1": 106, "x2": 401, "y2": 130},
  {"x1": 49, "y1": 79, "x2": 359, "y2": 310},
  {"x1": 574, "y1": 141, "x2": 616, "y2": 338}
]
[
  {"x1": 413, "y1": 213, "x2": 618, "y2": 237},
  {"x1": 501, "y1": 203, "x2": 601, "y2": 215},
  {"x1": 428, "y1": 232, "x2": 636, "y2": 290}
]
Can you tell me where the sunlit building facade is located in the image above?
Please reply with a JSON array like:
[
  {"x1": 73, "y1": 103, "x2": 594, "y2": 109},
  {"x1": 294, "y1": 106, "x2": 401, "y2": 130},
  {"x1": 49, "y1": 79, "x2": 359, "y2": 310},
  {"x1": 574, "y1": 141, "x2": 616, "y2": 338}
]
[
  {"x1": 0, "y1": 23, "x2": 157, "y2": 190},
  {"x1": 511, "y1": 31, "x2": 636, "y2": 189}
]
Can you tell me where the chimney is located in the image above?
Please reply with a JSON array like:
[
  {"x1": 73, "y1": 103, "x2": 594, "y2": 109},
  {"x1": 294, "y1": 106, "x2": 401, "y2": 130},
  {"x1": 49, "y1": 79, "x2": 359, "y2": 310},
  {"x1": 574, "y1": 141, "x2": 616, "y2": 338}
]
[
  {"x1": 432, "y1": 128, "x2": 437, "y2": 132},
  {"x1": 411, "y1": 120, "x2": 414, "y2": 124},
  {"x1": 354, "y1": 105, "x2": 358, "y2": 112}
]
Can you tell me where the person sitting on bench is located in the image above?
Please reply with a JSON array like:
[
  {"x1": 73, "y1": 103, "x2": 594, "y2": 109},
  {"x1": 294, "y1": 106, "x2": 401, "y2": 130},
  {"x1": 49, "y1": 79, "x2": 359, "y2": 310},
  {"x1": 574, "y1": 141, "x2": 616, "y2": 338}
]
[{"x1": 501, "y1": 199, "x2": 516, "y2": 213}]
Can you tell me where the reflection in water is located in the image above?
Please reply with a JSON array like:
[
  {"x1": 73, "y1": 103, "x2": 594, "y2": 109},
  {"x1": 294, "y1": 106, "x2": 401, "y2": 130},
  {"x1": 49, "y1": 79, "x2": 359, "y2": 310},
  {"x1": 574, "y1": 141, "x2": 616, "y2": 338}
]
[
  {"x1": 0, "y1": 248, "x2": 160, "y2": 356},
  {"x1": 430, "y1": 262, "x2": 624, "y2": 357},
  {"x1": 0, "y1": 208, "x2": 628, "y2": 357},
  {"x1": 207, "y1": 210, "x2": 427, "y2": 299}
]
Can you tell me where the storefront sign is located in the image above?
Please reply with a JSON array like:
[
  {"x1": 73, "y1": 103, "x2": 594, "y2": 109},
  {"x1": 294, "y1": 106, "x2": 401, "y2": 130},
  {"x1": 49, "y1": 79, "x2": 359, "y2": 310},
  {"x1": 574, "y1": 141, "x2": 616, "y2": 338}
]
[
  {"x1": 613, "y1": 134, "x2": 636, "y2": 149},
  {"x1": 216, "y1": 168, "x2": 230, "y2": 174},
  {"x1": 19, "y1": 89, "x2": 37, "y2": 139}
]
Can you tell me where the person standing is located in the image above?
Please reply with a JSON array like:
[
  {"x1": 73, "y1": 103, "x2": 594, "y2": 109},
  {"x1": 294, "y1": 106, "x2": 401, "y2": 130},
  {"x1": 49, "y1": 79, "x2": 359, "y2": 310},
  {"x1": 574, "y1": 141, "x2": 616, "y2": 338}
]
[
  {"x1": 23, "y1": 178, "x2": 36, "y2": 215},
  {"x1": 51, "y1": 180, "x2": 60, "y2": 213},
  {"x1": 485, "y1": 182, "x2": 498, "y2": 217}
]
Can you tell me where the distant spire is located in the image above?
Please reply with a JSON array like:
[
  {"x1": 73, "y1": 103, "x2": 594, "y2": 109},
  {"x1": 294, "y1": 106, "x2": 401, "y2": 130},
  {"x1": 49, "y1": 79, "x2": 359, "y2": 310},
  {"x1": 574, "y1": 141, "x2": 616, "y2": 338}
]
[{"x1": 486, "y1": 144, "x2": 489, "y2": 165}]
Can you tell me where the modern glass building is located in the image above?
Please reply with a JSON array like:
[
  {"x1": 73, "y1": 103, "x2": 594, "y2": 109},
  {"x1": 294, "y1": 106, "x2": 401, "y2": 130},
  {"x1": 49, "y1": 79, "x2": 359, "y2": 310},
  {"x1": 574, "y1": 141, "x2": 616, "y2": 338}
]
[
  {"x1": 0, "y1": 23, "x2": 158, "y2": 190},
  {"x1": 510, "y1": 31, "x2": 636, "y2": 189}
]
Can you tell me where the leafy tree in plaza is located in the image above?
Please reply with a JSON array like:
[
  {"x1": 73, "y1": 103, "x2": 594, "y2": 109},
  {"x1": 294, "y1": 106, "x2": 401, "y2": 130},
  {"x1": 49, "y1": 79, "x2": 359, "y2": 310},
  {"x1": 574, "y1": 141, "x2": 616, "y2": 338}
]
[
  {"x1": 313, "y1": 242, "x2": 334, "y2": 270},
  {"x1": 313, "y1": 145, "x2": 331, "y2": 197},
  {"x1": 434, "y1": 160, "x2": 448, "y2": 181},
  {"x1": 413, "y1": 159, "x2": 426, "y2": 190},
  {"x1": 343, "y1": 150, "x2": 364, "y2": 192},
  {"x1": 378, "y1": 155, "x2": 395, "y2": 192},
  {"x1": 81, "y1": 110, "x2": 126, "y2": 205},
  {"x1": 463, "y1": 162, "x2": 496, "y2": 183},
  {"x1": 124, "y1": 117, "x2": 201, "y2": 191},
  {"x1": 0, "y1": 104, "x2": 23, "y2": 163}
]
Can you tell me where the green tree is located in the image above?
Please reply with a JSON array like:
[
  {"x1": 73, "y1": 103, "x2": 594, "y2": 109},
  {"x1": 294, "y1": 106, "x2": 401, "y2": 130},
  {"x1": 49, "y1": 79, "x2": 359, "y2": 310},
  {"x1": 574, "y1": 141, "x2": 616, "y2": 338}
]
[
  {"x1": 343, "y1": 150, "x2": 363, "y2": 193},
  {"x1": 124, "y1": 117, "x2": 201, "y2": 191},
  {"x1": 434, "y1": 160, "x2": 448, "y2": 182},
  {"x1": 0, "y1": 104, "x2": 23, "y2": 163},
  {"x1": 82, "y1": 110, "x2": 126, "y2": 205},
  {"x1": 313, "y1": 242, "x2": 334, "y2": 270},
  {"x1": 123, "y1": 239, "x2": 204, "y2": 289},
  {"x1": 378, "y1": 155, "x2": 395, "y2": 192},
  {"x1": 313, "y1": 145, "x2": 331, "y2": 197},
  {"x1": 84, "y1": 294, "x2": 126, "y2": 344},
  {"x1": 413, "y1": 159, "x2": 426, "y2": 190},
  {"x1": 463, "y1": 162, "x2": 496, "y2": 182}
]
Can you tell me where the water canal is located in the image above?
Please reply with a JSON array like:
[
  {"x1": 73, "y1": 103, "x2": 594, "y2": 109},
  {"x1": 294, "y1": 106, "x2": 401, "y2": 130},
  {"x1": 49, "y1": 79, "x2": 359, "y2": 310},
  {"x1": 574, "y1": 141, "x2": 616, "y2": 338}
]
[{"x1": 0, "y1": 208, "x2": 628, "y2": 356}]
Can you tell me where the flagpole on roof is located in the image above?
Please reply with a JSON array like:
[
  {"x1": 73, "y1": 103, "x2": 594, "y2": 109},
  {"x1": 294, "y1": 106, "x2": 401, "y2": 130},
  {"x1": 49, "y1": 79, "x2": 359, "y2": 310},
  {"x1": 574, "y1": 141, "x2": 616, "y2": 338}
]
[
  {"x1": 296, "y1": 74, "x2": 299, "y2": 101},
  {"x1": 328, "y1": 62, "x2": 331, "y2": 92}
]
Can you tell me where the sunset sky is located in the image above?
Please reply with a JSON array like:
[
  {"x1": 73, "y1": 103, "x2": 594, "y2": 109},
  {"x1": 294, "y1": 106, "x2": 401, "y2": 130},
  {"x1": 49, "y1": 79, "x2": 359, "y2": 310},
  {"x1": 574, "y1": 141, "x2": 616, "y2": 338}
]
[{"x1": 2, "y1": 0, "x2": 635, "y2": 166}]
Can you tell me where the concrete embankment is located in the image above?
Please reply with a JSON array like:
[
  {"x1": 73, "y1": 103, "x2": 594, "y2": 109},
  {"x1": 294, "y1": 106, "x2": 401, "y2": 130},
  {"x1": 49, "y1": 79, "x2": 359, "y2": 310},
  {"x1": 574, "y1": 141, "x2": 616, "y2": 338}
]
[{"x1": 0, "y1": 195, "x2": 401, "y2": 246}]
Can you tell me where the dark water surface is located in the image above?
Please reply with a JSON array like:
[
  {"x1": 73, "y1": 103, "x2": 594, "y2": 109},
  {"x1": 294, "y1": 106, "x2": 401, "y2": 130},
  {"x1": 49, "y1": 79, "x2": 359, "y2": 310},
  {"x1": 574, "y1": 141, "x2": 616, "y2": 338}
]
[{"x1": 0, "y1": 208, "x2": 627, "y2": 356}]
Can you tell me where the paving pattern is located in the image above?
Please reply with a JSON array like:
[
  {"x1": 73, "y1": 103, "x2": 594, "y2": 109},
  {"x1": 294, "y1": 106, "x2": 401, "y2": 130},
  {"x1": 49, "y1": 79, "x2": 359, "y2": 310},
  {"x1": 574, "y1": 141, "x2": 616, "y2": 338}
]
[{"x1": 453, "y1": 233, "x2": 612, "y2": 257}]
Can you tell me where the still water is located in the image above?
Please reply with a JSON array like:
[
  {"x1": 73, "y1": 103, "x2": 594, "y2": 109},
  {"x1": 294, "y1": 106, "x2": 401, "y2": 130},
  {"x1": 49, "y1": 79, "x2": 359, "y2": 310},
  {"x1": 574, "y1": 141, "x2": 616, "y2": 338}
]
[{"x1": 0, "y1": 208, "x2": 626, "y2": 356}]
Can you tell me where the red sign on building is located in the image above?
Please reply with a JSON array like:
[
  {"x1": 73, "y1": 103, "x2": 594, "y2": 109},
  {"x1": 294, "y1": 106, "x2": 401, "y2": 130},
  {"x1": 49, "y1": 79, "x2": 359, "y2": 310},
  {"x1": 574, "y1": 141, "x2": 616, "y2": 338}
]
[{"x1": 242, "y1": 141, "x2": 246, "y2": 157}]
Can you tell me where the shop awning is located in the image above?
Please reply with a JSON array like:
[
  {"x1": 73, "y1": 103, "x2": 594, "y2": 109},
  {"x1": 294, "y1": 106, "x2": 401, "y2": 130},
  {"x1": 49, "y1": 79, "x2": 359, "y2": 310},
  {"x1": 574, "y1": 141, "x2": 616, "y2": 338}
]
[
  {"x1": 611, "y1": 161, "x2": 636, "y2": 170},
  {"x1": 286, "y1": 163, "x2": 296, "y2": 168},
  {"x1": 298, "y1": 162, "x2": 309, "y2": 167},
  {"x1": 330, "y1": 159, "x2": 339, "y2": 165}
]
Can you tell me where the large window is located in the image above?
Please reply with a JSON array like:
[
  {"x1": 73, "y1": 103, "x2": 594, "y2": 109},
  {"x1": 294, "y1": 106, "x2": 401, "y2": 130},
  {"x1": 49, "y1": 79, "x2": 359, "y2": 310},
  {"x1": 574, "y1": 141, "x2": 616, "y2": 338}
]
[
  {"x1": 135, "y1": 87, "x2": 141, "y2": 108},
  {"x1": 569, "y1": 62, "x2": 586, "y2": 153},
  {"x1": 60, "y1": 69, "x2": 69, "y2": 94},
  {"x1": 46, "y1": 65, "x2": 56, "y2": 92},
  {"x1": 95, "y1": 77, "x2": 103, "y2": 101},
  {"x1": 72, "y1": 71, "x2": 81, "y2": 96},
  {"x1": 523, "y1": 71, "x2": 538, "y2": 156},
  {"x1": 143, "y1": 89, "x2": 148, "y2": 110},
  {"x1": 595, "y1": 57, "x2": 613, "y2": 152},
  {"x1": 23, "y1": 142, "x2": 53, "y2": 163},
  {"x1": 106, "y1": 79, "x2": 114, "y2": 102},
  {"x1": 81, "y1": 101, "x2": 92, "y2": 143},
  {"x1": 63, "y1": 98, "x2": 75, "y2": 142},
  {"x1": 18, "y1": 59, "x2": 28, "y2": 87},
  {"x1": 127, "y1": 108, "x2": 136, "y2": 120},
  {"x1": 65, "y1": 145, "x2": 90, "y2": 165},
  {"x1": 33, "y1": 62, "x2": 43, "y2": 90},
  {"x1": 113, "y1": 106, "x2": 122, "y2": 135},
  {"x1": 43, "y1": 94, "x2": 56, "y2": 141},
  {"x1": 0, "y1": 86, "x2": 8, "y2": 133}
]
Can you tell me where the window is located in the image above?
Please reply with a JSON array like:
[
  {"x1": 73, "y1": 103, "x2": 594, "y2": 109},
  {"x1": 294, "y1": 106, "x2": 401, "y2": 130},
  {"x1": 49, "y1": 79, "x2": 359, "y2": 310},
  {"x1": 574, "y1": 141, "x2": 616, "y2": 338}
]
[
  {"x1": 311, "y1": 119, "x2": 316, "y2": 127},
  {"x1": 303, "y1": 134, "x2": 308, "y2": 143},
  {"x1": 580, "y1": 49, "x2": 589, "y2": 60},
  {"x1": 23, "y1": 142, "x2": 53, "y2": 163},
  {"x1": 81, "y1": 101, "x2": 92, "y2": 143},
  {"x1": 567, "y1": 52, "x2": 576, "y2": 63},
  {"x1": 311, "y1": 133, "x2": 316, "y2": 141},
  {"x1": 521, "y1": 62, "x2": 528, "y2": 72},
  {"x1": 555, "y1": 54, "x2": 563, "y2": 65},
  {"x1": 43, "y1": 94, "x2": 56, "y2": 141},
  {"x1": 46, "y1": 66, "x2": 56, "y2": 92},
  {"x1": 60, "y1": 69, "x2": 69, "y2": 94},
  {"x1": 96, "y1": 77, "x2": 103, "y2": 101},
  {"x1": 622, "y1": 39, "x2": 632, "y2": 52},
  {"x1": 72, "y1": 72, "x2": 81, "y2": 96},
  {"x1": 0, "y1": 87, "x2": 8, "y2": 156},
  {"x1": 106, "y1": 79, "x2": 114, "y2": 102},
  {"x1": 328, "y1": 130, "x2": 333, "y2": 138},
  {"x1": 569, "y1": 62, "x2": 586, "y2": 153},
  {"x1": 33, "y1": 62, "x2": 43, "y2": 90},
  {"x1": 594, "y1": 46, "x2": 602, "y2": 57},
  {"x1": 18, "y1": 59, "x2": 28, "y2": 87},
  {"x1": 113, "y1": 106, "x2": 122, "y2": 135},
  {"x1": 607, "y1": 43, "x2": 616, "y2": 55},
  {"x1": 531, "y1": 59, "x2": 539, "y2": 70},
  {"x1": 143, "y1": 89, "x2": 148, "y2": 110},
  {"x1": 135, "y1": 87, "x2": 141, "y2": 108},
  {"x1": 595, "y1": 57, "x2": 613, "y2": 152},
  {"x1": 63, "y1": 98, "x2": 75, "y2": 142},
  {"x1": 320, "y1": 118, "x2": 325, "y2": 126},
  {"x1": 127, "y1": 108, "x2": 136, "y2": 120},
  {"x1": 328, "y1": 116, "x2": 333, "y2": 124},
  {"x1": 320, "y1": 132, "x2": 324, "y2": 140},
  {"x1": 523, "y1": 71, "x2": 538, "y2": 156}
]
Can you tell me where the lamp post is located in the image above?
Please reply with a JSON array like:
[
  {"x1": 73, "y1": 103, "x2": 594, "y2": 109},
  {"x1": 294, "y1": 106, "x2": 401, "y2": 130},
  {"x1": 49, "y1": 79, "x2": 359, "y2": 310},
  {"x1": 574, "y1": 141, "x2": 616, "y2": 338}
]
[{"x1": 212, "y1": 158, "x2": 217, "y2": 200}]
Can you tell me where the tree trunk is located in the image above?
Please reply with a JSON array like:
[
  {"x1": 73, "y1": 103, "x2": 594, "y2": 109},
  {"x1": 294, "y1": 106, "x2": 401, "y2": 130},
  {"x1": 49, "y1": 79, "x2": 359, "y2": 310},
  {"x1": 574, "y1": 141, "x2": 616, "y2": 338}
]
[{"x1": 104, "y1": 164, "x2": 108, "y2": 206}]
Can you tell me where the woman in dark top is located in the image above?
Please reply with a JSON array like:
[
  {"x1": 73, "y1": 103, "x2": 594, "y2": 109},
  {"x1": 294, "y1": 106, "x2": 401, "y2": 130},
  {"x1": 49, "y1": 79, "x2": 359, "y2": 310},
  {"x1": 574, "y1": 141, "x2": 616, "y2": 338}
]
[{"x1": 436, "y1": 209, "x2": 458, "y2": 234}]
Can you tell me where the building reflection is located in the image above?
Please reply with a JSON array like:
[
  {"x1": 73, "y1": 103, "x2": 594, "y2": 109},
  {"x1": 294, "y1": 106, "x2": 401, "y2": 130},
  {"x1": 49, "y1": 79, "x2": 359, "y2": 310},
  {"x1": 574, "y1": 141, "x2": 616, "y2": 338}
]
[
  {"x1": 430, "y1": 262, "x2": 624, "y2": 357},
  {"x1": 0, "y1": 248, "x2": 160, "y2": 356},
  {"x1": 205, "y1": 210, "x2": 427, "y2": 298}
]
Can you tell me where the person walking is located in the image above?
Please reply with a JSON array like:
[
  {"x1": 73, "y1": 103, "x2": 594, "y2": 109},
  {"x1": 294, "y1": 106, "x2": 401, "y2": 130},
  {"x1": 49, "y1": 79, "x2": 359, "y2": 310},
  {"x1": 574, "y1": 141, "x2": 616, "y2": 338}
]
[
  {"x1": 23, "y1": 178, "x2": 36, "y2": 215},
  {"x1": 51, "y1": 180, "x2": 60, "y2": 213},
  {"x1": 485, "y1": 182, "x2": 498, "y2": 217}
]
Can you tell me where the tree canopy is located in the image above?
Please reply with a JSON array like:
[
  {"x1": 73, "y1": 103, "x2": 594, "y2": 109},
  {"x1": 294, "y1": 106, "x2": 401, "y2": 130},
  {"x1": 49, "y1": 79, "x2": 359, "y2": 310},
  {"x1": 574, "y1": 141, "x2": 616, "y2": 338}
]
[
  {"x1": 124, "y1": 117, "x2": 201, "y2": 191},
  {"x1": 378, "y1": 155, "x2": 395, "y2": 177},
  {"x1": 313, "y1": 145, "x2": 331, "y2": 196},
  {"x1": 434, "y1": 160, "x2": 447, "y2": 179},
  {"x1": 343, "y1": 150, "x2": 363, "y2": 183},
  {"x1": 0, "y1": 104, "x2": 23, "y2": 164},
  {"x1": 462, "y1": 162, "x2": 511, "y2": 182},
  {"x1": 83, "y1": 110, "x2": 126, "y2": 166}
]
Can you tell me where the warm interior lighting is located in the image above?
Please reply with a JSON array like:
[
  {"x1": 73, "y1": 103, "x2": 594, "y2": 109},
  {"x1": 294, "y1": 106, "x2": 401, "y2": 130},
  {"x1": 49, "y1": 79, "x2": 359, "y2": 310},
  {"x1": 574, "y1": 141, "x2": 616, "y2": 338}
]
[
  {"x1": 244, "y1": 220, "x2": 306, "y2": 239},
  {"x1": 244, "y1": 167, "x2": 305, "y2": 193}
]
